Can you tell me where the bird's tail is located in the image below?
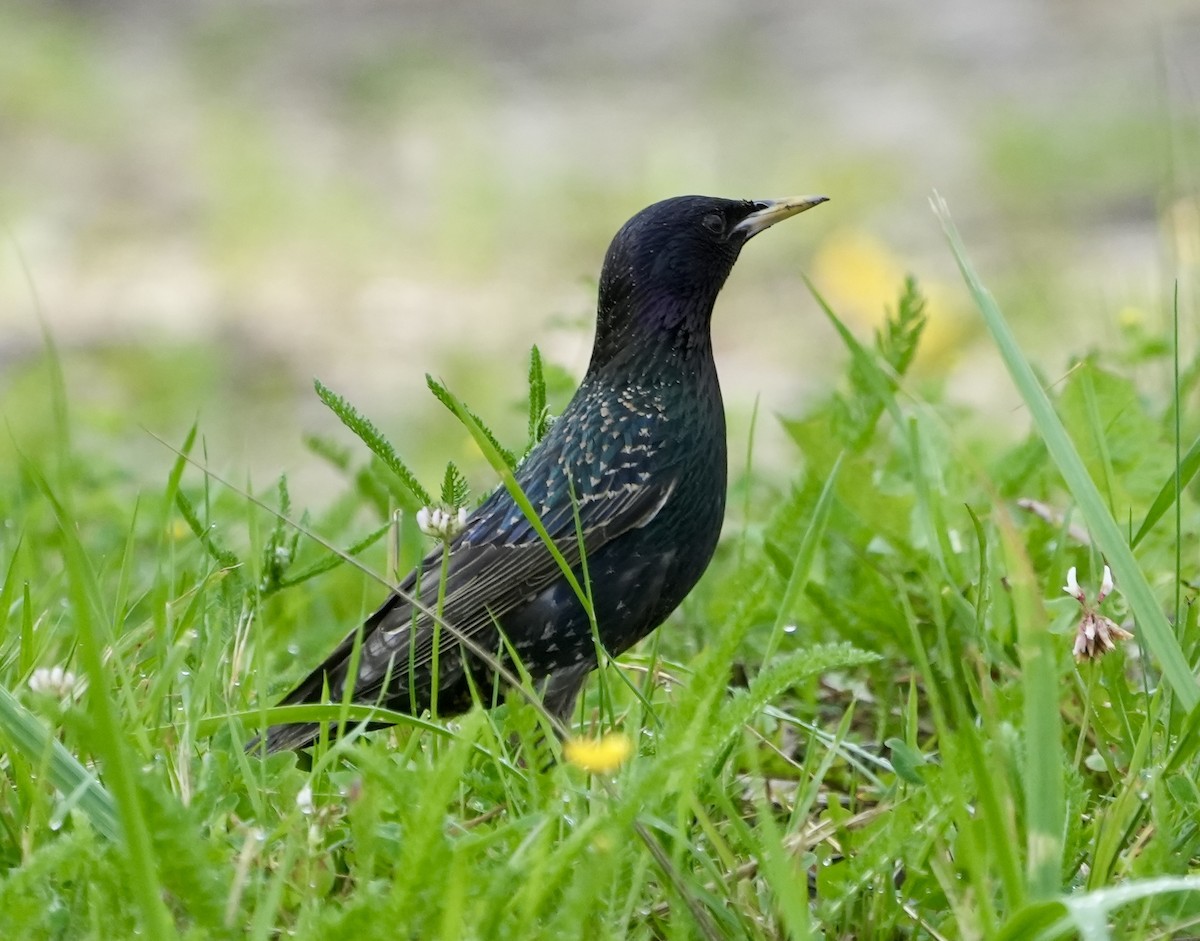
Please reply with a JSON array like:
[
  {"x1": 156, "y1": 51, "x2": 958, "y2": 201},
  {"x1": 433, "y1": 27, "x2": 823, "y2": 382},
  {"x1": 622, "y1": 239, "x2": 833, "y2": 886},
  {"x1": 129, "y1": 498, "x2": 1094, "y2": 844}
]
[
  {"x1": 245, "y1": 631, "x2": 358, "y2": 754},
  {"x1": 245, "y1": 721, "x2": 324, "y2": 755}
]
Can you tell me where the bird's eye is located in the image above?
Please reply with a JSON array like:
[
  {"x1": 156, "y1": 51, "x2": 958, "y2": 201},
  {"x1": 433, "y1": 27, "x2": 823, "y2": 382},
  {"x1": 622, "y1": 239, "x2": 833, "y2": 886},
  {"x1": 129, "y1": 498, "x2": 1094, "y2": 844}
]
[{"x1": 701, "y1": 213, "x2": 725, "y2": 236}]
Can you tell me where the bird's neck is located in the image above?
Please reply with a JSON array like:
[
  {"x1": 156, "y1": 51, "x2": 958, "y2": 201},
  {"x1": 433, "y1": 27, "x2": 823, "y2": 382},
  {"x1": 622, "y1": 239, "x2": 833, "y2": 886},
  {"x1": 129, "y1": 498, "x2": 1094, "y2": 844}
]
[{"x1": 586, "y1": 291, "x2": 718, "y2": 382}]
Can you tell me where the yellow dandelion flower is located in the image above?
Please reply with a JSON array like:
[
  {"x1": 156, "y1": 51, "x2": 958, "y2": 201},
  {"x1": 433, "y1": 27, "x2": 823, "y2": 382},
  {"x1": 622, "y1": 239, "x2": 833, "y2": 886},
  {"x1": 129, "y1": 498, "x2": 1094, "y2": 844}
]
[
  {"x1": 810, "y1": 228, "x2": 964, "y2": 369},
  {"x1": 563, "y1": 733, "x2": 633, "y2": 773},
  {"x1": 811, "y1": 229, "x2": 907, "y2": 330}
]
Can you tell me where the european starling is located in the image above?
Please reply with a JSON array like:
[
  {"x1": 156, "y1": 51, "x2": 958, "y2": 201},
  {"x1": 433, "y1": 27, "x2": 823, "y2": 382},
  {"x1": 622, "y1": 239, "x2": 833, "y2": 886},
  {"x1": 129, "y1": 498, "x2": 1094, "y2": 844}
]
[{"x1": 258, "y1": 194, "x2": 827, "y2": 752}]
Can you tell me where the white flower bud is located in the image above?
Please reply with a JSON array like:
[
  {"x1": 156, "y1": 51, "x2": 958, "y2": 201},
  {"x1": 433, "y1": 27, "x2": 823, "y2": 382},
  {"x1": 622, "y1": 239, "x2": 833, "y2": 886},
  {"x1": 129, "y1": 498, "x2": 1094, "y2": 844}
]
[
  {"x1": 296, "y1": 783, "x2": 315, "y2": 815},
  {"x1": 417, "y1": 505, "x2": 467, "y2": 541},
  {"x1": 29, "y1": 666, "x2": 77, "y2": 700},
  {"x1": 1063, "y1": 566, "x2": 1083, "y2": 602}
]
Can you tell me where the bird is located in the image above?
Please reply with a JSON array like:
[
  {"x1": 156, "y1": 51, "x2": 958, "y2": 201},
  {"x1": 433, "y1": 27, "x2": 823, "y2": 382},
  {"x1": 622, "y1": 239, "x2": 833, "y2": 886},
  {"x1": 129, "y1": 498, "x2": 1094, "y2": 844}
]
[{"x1": 256, "y1": 193, "x2": 828, "y2": 752}]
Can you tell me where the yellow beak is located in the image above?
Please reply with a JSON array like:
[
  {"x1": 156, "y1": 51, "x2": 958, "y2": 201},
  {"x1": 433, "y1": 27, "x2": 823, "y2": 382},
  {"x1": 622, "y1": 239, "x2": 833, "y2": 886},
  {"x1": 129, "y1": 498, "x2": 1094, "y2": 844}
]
[{"x1": 732, "y1": 195, "x2": 829, "y2": 239}]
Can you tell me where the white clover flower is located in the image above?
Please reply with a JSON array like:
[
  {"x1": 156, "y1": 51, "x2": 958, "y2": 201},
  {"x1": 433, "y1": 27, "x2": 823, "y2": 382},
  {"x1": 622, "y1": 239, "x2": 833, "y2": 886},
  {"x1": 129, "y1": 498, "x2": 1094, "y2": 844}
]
[
  {"x1": 296, "y1": 783, "x2": 315, "y2": 815},
  {"x1": 29, "y1": 666, "x2": 77, "y2": 700},
  {"x1": 416, "y1": 506, "x2": 467, "y2": 541},
  {"x1": 1072, "y1": 610, "x2": 1133, "y2": 661},
  {"x1": 1062, "y1": 564, "x2": 1131, "y2": 662}
]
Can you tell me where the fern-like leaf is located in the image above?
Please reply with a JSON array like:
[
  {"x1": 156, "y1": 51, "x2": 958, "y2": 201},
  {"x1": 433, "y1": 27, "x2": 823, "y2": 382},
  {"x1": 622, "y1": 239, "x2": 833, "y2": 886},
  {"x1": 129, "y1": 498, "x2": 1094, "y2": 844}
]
[
  {"x1": 440, "y1": 461, "x2": 470, "y2": 509},
  {"x1": 527, "y1": 344, "x2": 552, "y2": 451},
  {"x1": 877, "y1": 274, "x2": 928, "y2": 378},
  {"x1": 314, "y1": 378, "x2": 431, "y2": 507}
]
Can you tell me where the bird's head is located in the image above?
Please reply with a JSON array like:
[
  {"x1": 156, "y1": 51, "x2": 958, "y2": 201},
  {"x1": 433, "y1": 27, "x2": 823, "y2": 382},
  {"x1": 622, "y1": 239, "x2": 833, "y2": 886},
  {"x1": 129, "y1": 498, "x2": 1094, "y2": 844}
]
[{"x1": 589, "y1": 194, "x2": 827, "y2": 373}]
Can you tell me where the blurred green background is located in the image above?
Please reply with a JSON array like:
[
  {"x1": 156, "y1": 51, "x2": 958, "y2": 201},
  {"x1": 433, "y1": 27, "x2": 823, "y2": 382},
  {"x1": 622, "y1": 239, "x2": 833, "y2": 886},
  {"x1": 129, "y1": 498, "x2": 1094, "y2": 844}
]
[{"x1": 2, "y1": 0, "x2": 1198, "y2": 505}]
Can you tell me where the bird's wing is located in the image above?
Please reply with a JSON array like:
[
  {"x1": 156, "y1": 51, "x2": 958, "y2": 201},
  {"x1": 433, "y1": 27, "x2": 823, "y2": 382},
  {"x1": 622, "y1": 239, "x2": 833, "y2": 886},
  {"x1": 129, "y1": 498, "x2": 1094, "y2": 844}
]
[{"x1": 281, "y1": 468, "x2": 676, "y2": 707}]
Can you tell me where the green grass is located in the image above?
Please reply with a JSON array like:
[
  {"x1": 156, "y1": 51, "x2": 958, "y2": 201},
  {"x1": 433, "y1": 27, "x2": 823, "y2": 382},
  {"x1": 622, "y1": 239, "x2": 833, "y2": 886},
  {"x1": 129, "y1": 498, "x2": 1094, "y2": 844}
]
[{"x1": 3, "y1": 214, "x2": 1200, "y2": 940}]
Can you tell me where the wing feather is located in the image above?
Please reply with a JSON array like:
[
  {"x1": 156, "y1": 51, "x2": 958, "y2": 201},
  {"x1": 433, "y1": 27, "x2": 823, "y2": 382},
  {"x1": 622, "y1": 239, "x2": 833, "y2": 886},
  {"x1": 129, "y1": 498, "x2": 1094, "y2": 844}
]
[{"x1": 281, "y1": 467, "x2": 677, "y2": 707}]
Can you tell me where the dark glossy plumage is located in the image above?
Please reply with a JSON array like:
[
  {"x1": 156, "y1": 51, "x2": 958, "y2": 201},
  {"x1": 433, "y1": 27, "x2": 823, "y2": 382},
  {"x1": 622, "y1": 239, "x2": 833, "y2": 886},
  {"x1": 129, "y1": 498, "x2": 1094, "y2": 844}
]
[{"x1": 258, "y1": 193, "x2": 827, "y2": 751}]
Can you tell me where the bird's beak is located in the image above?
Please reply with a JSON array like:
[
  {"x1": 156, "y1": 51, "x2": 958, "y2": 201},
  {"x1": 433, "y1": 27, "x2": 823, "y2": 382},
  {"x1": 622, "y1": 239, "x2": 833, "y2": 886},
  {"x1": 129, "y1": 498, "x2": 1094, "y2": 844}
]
[{"x1": 732, "y1": 195, "x2": 829, "y2": 240}]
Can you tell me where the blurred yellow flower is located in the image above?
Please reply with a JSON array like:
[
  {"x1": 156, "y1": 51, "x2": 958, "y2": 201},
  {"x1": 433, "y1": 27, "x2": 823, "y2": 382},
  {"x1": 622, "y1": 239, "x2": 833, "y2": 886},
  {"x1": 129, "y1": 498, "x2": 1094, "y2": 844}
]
[
  {"x1": 810, "y1": 228, "x2": 963, "y2": 368},
  {"x1": 1117, "y1": 305, "x2": 1146, "y2": 329},
  {"x1": 563, "y1": 733, "x2": 633, "y2": 773}
]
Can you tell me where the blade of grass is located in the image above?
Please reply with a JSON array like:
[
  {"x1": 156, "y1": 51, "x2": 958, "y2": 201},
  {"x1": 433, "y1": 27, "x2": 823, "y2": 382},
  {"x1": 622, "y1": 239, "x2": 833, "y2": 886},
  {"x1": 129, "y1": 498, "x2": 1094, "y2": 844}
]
[
  {"x1": 1006, "y1": 875, "x2": 1200, "y2": 941},
  {"x1": 935, "y1": 194, "x2": 1199, "y2": 712},
  {"x1": 1130, "y1": 438, "x2": 1200, "y2": 550},
  {"x1": 1064, "y1": 874, "x2": 1200, "y2": 941},
  {"x1": 632, "y1": 819, "x2": 724, "y2": 941},
  {"x1": 1077, "y1": 365, "x2": 1119, "y2": 517},
  {"x1": 0, "y1": 538, "x2": 31, "y2": 676},
  {"x1": 0, "y1": 683, "x2": 121, "y2": 842},
  {"x1": 427, "y1": 375, "x2": 518, "y2": 469},
  {"x1": 433, "y1": 379, "x2": 591, "y2": 613},
  {"x1": 997, "y1": 504, "x2": 1064, "y2": 899},
  {"x1": 743, "y1": 741, "x2": 812, "y2": 940},
  {"x1": 764, "y1": 451, "x2": 844, "y2": 662}
]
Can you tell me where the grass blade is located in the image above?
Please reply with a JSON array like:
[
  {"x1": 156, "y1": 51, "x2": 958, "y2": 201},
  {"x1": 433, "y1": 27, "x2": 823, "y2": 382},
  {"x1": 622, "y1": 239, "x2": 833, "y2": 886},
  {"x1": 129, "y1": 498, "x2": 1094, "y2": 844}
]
[
  {"x1": 0, "y1": 683, "x2": 121, "y2": 842},
  {"x1": 764, "y1": 452, "x2": 844, "y2": 661},
  {"x1": 997, "y1": 507, "x2": 1064, "y2": 898},
  {"x1": 427, "y1": 375, "x2": 518, "y2": 470},
  {"x1": 1131, "y1": 432, "x2": 1200, "y2": 548}
]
